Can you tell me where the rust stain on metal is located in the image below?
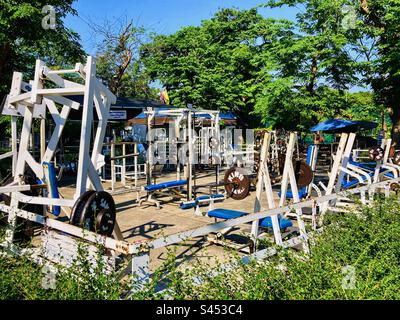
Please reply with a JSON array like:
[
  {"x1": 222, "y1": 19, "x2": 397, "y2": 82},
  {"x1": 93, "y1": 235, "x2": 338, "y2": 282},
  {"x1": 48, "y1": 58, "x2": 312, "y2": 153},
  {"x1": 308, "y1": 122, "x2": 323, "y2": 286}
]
[{"x1": 115, "y1": 241, "x2": 130, "y2": 255}]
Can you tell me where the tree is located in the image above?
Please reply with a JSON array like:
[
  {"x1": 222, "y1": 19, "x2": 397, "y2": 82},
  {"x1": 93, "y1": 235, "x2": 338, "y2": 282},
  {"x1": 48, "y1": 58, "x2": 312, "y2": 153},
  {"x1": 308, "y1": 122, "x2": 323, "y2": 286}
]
[
  {"x1": 92, "y1": 17, "x2": 157, "y2": 99},
  {"x1": 0, "y1": 0, "x2": 85, "y2": 98},
  {"x1": 254, "y1": 0, "x2": 363, "y2": 131},
  {"x1": 141, "y1": 8, "x2": 295, "y2": 127},
  {"x1": 0, "y1": 0, "x2": 85, "y2": 137},
  {"x1": 265, "y1": 0, "x2": 400, "y2": 142},
  {"x1": 356, "y1": 0, "x2": 400, "y2": 144}
]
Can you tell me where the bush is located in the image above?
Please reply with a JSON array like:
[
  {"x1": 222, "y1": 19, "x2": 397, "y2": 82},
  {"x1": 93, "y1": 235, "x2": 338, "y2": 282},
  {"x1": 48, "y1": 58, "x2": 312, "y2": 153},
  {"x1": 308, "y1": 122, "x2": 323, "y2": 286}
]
[
  {"x1": 1, "y1": 196, "x2": 400, "y2": 300},
  {"x1": 135, "y1": 196, "x2": 400, "y2": 300}
]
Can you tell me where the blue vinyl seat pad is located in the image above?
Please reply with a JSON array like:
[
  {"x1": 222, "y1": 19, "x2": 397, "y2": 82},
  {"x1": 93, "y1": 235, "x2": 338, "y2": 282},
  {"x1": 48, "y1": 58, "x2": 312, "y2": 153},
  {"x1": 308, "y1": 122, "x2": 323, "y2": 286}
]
[
  {"x1": 208, "y1": 208, "x2": 293, "y2": 230},
  {"x1": 145, "y1": 180, "x2": 187, "y2": 191}
]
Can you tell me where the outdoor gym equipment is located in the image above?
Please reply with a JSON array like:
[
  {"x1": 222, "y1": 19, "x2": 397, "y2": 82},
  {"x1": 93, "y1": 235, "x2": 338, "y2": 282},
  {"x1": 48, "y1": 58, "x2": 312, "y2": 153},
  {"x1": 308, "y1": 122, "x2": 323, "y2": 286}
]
[
  {"x1": 101, "y1": 141, "x2": 143, "y2": 198},
  {"x1": 223, "y1": 167, "x2": 251, "y2": 200},
  {"x1": 70, "y1": 191, "x2": 116, "y2": 237},
  {"x1": 0, "y1": 56, "x2": 124, "y2": 247},
  {"x1": 2, "y1": 57, "x2": 400, "y2": 292},
  {"x1": 139, "y1": 107, "x2": 227, "y2": 208}
]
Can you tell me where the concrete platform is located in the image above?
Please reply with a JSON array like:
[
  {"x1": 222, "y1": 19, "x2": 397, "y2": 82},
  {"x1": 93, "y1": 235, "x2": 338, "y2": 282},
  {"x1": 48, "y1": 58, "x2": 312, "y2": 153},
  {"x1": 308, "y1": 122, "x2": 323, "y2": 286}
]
[{"x1": 55, "y1": 169, "x2": 295, "y2": 271}]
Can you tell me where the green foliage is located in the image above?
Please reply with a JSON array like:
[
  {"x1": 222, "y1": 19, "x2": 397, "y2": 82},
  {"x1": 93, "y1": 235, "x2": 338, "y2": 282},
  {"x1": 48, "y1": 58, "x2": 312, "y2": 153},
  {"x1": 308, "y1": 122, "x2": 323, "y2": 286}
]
[
  {"x1": 136, "y1": 196, "x2": 400, "y2": 300},
  {"x1": 265, "y1": 0, "x2": 400, "y2": 139},
  {"x1": 0, "y1": 239, "x2": 128, "y2": 300},
  {"x1": 141, "y1": 4, "x2": 384, "y2": 131},
  {"x1": 0, "y1": 0, "x2": 85, "y2": 97},
  {"x1": 1, "y1": 197, "x2": 400, "y2": 299},
  {"x1": 0, "y1": 0, "x2": 85, "y2": 140},
  {"x1": 141, "y1": 8, "x2": 295, "y2": 127},
  {"x1": 253, "y1": 0, "x2": 364, "y2": 131}
]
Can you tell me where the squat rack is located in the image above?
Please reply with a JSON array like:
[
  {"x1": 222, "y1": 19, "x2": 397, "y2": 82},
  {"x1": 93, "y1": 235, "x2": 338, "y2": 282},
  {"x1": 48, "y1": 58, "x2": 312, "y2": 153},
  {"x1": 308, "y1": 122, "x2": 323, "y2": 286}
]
[{"x1": 0, "y1": 56, "x2": 125, "y2": 244}]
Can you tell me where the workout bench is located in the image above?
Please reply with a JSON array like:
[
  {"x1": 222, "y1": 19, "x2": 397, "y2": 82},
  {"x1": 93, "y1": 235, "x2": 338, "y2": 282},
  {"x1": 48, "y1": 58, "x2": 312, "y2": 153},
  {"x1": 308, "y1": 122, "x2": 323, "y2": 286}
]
[{"x1": 139, "y1": 180, "x2": 188, "y2": 209}]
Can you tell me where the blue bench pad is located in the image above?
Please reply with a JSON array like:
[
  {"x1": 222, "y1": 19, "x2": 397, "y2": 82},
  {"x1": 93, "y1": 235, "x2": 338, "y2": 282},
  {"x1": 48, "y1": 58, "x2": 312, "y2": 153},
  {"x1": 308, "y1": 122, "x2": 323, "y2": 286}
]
[
  {"x1": 259, "y1": 216, "x2": 293, "y2": 229},
  {"x1": 279, "y1": 187, "x2": 307, "y2": 200},
  {"x1": 196, "y1": 194, "x2": 225, "y2": 201},
  {"x1": 145, "y1": 180, "x2": 188, "y2": 191},
  {"x1": 208, "y1": 209, "x2": 293, "y2": 230},
  {"x1": 180, "y1": 194, "x2": 225, "y2": 210},
  {"x1": 208, "y1": 209, "x2": 247, "y2": 220}
]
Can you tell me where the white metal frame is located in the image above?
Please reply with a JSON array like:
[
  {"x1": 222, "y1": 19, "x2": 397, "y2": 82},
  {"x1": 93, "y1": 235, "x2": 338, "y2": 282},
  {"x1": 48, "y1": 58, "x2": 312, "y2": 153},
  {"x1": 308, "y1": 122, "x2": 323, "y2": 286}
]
[{"x1": 1, "y1": 56, "x2": 125, "y2": 243}]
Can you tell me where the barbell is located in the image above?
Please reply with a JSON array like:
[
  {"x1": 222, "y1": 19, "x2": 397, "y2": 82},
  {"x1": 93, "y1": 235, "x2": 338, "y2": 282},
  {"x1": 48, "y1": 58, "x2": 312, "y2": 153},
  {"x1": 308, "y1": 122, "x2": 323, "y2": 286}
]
[{"x1": 104, "y1": 153, "x2": 140, "y2": 165}]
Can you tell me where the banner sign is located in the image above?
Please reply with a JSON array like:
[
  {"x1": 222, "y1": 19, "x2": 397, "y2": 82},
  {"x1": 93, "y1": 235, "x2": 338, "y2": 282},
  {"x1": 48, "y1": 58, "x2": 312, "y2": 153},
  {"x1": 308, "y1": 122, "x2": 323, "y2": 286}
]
[{"x1": 109, "y1": 110, "x2": 127, "y2": 120}]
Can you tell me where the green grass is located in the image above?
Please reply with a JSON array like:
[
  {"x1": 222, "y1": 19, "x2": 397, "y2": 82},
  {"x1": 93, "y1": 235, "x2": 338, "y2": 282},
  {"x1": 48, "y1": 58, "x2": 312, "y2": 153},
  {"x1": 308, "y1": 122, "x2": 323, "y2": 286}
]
[{"x1": 1, "y1": 196, "x2": 400, "y2": 300}]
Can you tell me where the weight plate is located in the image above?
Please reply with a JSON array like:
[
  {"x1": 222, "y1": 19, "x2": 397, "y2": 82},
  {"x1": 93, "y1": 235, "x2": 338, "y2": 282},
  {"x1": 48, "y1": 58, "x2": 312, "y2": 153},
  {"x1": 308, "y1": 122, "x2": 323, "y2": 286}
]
[
  {"x1": 224, "y1": 167, "x2": 250, "y2": 200},
  {"x1": 394, "y1": 151, "x2": 400, "y2": 165},
  {"x1": 294, "y1": 161, "x2": 313, "y2": 188},
  {"x1": 277, "y1": 153, "x2": 313, "y2": 188},
  {"x1": 70, "y1": 190, "x2": 96, "y2": 227},
  {"x1": 95, "y1": 209, "x2": 116, "y2": 236},
  {"x1": 368, "y1": 146, "x2": 384, "y2": 161},
  {"x1": 70, "y1": 191, "x2": 116, "y2": 237}
]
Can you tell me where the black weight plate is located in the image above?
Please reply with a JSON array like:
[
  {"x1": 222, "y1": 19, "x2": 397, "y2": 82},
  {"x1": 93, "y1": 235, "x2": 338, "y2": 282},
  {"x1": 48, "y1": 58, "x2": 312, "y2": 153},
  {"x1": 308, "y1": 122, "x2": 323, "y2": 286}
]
[
  {"x1": 70, "y1": 190, "x2": 96, "y2": 227},
  {"x1": 95, "y1": 209, "x2": 116, "y2": 236},
  {"x1": 76, "y1": 191, "x2": 116, "y2": 236},
  {"x1": 224, "y1": 167, "x2": 250, "y2": 200}
]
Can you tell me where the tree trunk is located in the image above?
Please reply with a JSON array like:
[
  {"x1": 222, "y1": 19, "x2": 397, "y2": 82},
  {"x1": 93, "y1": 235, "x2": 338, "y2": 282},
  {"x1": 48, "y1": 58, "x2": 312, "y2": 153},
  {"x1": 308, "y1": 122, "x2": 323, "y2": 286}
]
[
  {"x1": 0, "y1": 43, "x2": 11, "y2": 75},
  {"x1": 306, "y1": 55, "x2": 318, "y2": 94},
  {"x1": 390, "y1": 106, "x2": 400, "y2": 147}
]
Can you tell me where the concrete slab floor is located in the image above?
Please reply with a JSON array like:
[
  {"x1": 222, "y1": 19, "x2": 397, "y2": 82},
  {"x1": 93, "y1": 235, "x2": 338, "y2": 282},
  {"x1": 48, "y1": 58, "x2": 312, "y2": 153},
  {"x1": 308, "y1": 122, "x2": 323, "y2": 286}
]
[{"x1": 52, "y1": 168, "x2": 313, "y2": 273}]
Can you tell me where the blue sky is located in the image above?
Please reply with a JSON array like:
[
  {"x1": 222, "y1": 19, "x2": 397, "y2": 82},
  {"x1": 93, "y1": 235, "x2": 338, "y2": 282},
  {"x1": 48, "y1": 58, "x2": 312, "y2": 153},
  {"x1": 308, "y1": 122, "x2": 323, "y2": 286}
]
[
  {"x1": 64, "y1": 1, "x2": 367, "y2": 92},
  {"x1": 65, "y1": 0, "x2": 300, "y2": 54}
]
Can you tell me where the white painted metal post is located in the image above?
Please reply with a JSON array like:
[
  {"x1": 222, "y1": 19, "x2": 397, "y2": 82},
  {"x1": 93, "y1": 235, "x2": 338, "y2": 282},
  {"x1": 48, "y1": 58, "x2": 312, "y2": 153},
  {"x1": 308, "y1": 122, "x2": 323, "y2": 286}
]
[
  {"x1": 122, "y1": 143, "x2": 126, "y2": 187},
  {"x1": 75, "y1": 57, "x2": 96, "y2": 199},
  {"x1": 11, "y1": 116, "x2": 17, "y2": 175},
  {"x1": 334, "y1": 133, "x2": 356, "y2": 195},
  {"x1": 134, "y1": 143, "x2": 138, "y2": 189},
  {"x1": 187, "y1": 111, "x2": 193, "y2": 200},
  {"x1": 278, "y1": 133, "x2": 296, "y2": 207},
  {"x1": 320, "y1": 133, "x2": 349, "y2": 215},
  {"x1": 40, "y1": 117, "x2": 46, "y2": 161},
  {"x1": 251, "y1": 132, "x2": 283, "y2": 246},
  {"x1": 111, "y1": 143, "x2": 116, "y2": 191},
  {"x1": 131, "y1": 253, "x2": 150, "y2": 293}
]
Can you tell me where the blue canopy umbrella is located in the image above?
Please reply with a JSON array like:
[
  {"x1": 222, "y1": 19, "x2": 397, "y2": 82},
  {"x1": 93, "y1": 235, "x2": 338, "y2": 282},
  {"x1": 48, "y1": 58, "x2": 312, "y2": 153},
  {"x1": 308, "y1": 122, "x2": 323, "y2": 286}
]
[{"x1": 310, "y1": 119, "x2": 378, "y2": 133}]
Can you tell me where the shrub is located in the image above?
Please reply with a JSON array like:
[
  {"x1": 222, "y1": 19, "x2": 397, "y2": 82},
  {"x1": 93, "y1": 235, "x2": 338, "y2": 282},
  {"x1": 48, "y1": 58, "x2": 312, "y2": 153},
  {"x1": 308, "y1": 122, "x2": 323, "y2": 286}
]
[{"x1": 1, "y1": 196, "x2": 400, "y2": 300}]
